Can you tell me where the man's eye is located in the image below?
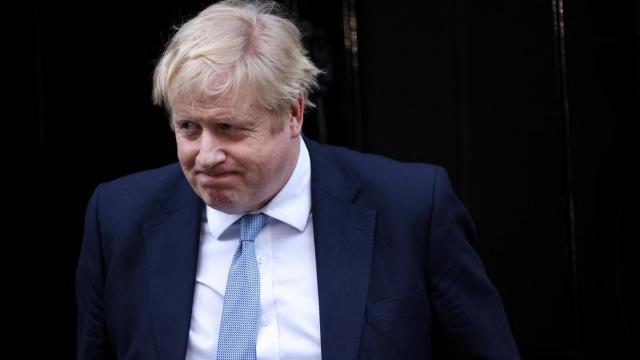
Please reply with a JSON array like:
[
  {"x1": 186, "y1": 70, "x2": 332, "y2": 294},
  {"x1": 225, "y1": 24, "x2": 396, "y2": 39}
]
[
  {"x1": 179, "y1": 121, "x2": 197, "y2": 130},
  {"x1": 219, "y1": 123, "x2": 235, "y2": 131}
]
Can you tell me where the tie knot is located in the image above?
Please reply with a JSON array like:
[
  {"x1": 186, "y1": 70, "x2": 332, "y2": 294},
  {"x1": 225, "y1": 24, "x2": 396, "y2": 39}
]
[{"x1": 240, "y1": 213, "x2": 267, "y2": 242}]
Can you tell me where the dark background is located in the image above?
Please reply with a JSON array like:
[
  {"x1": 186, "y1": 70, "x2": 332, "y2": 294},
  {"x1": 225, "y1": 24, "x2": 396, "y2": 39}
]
[{"x1": 11, "y1": 0, "x2": 637, "y2": 358}]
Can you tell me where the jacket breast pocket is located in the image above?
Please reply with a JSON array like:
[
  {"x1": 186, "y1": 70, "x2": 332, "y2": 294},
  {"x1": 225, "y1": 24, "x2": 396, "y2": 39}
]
[{"x1": 366, "y1": 286, "x2": 427, "y2": 324}]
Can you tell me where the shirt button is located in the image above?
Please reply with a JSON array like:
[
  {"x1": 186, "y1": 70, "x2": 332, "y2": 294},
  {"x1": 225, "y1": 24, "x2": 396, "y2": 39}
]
[
  {"x1": 260, "y1": 316, "x2": 270, "y2": 326},
  {"x1": 256, "y1": 255, "x2": 265, "y2": 264}
]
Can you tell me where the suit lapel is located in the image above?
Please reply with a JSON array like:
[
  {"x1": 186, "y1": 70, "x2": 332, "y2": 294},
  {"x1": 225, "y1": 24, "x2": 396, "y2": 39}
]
[
  {"x1": 143, "y1": 176, "x2": 203, "y2": 360},
  {"x1": 307, "y1": 139, "x2": 377, "y2": 360}
]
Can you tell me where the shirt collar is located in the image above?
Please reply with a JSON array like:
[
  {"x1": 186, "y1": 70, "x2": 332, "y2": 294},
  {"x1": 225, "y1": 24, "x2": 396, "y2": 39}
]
[{"x1": 205, "y1": 137, "x2": 312, "y2": 239}]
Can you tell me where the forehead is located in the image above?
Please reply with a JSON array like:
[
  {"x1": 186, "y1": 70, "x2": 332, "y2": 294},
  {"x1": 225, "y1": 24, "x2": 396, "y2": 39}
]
[{"x1": 170, "y1": 96, "x2": 275, "y2": 123}]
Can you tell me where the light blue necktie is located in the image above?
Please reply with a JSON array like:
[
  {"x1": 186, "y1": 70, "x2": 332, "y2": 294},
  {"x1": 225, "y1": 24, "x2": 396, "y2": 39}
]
[{"x1": 217, "y1": 213, "x2": 267, "y2": 360}]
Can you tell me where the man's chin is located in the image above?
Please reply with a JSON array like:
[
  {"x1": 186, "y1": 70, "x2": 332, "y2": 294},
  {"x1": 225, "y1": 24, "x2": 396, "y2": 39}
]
[{"x1": 200, "y1": 190, "x2": 246, "y2": 214}]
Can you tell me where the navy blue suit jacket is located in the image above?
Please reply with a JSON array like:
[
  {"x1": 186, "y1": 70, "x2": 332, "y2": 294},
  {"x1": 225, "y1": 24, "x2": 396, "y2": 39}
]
[{"x1": 77, "y1": 138, "x2": 519, "y2": 359}]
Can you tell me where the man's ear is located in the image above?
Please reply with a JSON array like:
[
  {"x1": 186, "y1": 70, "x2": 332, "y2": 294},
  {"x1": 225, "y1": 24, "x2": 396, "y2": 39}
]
[{"x1": 288, "y1": 95, "x2": 304, "y2": 138}]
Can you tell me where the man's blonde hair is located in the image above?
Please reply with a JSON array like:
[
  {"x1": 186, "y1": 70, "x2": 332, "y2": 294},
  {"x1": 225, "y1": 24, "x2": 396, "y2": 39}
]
[{"x1": 152, "y1": 0, "x2": 320, "y2": 119}]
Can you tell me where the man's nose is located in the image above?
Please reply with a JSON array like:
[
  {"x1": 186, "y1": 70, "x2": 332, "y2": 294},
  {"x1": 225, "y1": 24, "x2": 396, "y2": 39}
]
[{"x1": 195, "y1": 131, "x2": 226, "y2": 168}]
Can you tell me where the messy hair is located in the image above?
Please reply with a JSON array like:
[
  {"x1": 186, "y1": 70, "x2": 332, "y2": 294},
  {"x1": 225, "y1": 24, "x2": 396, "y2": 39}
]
[{"x1": 152, "y1": 0, "x2": 320, "y2": 120}]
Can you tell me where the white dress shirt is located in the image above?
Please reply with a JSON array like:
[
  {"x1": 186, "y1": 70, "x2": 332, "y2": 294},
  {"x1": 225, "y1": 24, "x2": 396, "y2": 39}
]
[{"x1": 186, "y1": 138, "x2": 321, "y2": 360}]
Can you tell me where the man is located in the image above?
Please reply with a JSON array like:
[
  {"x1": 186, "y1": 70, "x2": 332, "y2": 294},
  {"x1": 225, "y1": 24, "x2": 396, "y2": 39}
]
[{"x1": 76, "y1": 1, "x2": 519, "y2": 359}]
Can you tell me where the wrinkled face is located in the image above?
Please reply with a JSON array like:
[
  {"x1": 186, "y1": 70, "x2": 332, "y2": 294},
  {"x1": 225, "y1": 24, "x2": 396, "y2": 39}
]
[{"x1": 171, "y1": 96, "x2": 303, "y2": 214}]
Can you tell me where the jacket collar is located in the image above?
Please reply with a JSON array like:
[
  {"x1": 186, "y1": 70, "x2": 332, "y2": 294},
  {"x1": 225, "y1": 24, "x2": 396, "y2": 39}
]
[
  {"x1": 144, "y1": 174, "x2": 203, "y2": 360},
  {"x1": 305, "y1": 137, "x2": 376, "y2": 360}
]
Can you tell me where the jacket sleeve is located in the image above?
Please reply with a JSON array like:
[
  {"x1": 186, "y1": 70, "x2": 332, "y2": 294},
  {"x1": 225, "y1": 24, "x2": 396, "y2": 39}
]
[
  {"x1": 427, "y1": 167, "x2": 520, "y2": 359},
  {"x1": 76, "y1": 184, "x2": 115, "y2": 359}
]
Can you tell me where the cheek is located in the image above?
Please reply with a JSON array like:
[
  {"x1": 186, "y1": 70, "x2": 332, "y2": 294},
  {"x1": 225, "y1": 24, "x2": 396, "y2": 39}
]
[
  {"x1": 176, "y1": 140, "x2": 197, "y2": 166},
  {"x1": 252, "y1": 146, "x2": 286, "y2": 177}
]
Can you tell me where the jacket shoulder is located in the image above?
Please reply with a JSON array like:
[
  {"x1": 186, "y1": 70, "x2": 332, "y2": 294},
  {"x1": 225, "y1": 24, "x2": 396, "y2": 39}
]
[
  {"x1": 88, "y1": 163, "x2": 191, "y2": 225},
  {"x1": 317, "y1": 142, "x2": 445, "y2": 190},
  {"x1": 100, "y1": 163, "x2": 184, "y2": 193}
]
